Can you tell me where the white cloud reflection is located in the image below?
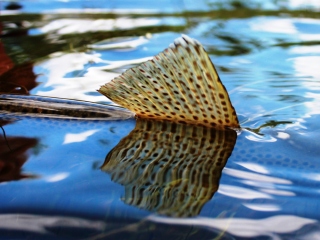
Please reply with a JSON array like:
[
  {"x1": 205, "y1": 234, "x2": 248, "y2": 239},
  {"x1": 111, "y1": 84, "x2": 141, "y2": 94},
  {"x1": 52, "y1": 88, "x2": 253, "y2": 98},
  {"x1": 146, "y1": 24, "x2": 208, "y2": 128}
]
[
  {"x1": 35, "y1": 52, "x2": 112, "y2": 102},
  {"x1": 35, "y1": 51, "x2": 153, "y2": 102},
  {"x1": 291, "y1": 46, "x2": 320, "y2": 54},
  {"x1": 39, "y1": 18, "x2": 160, "y2": 35},
  {"x1": 245, "y1": 132, "x2": 277, "y2": 142},
  {"x1": 289, "y1": 56, "x2": 320, "y2": 116},
  {"x1": 249, "y1": 17, "x2": 320, "y2": 42},
  {"x1": 223, "y1": 168, "x2": 292, "y2": 184},
  {"x1": 88, "y1": 36, "x2": 149, "y2": 50},
  {"x1": 290, "y1": 56, "x2": 320, "y2": 79},
  {"x1": 0, "y1": 214, "x2": 105, "y2": 234},
  {"x1": 45, "y1": 172, "x2": 69, "y2": 182},
  {"x1": 249, "y1": 18, "x2": 298, "y2": 34},
  {"x1": 149, "y1": 215, "x2": 317, "y2": 239},
  {"x1": 218, "y1": 184, "x2": 273, "y2": 199},
  {"x1": 243, "y1": 203, "x2": 281, "y2": 212},
  {"x1": 0, "y1": 213, "x2": 317, "y2": 239},
  {"x1": 277, "y1": 132, "x2": 290, "y2": 139},
  {"x1": 235, "y1": 162, "x2": 269, "y2": 174},
  {"x1": 288, "y1": 0, "x2": 320, "y2": 8},
  {"x1": 63, "y1": 129, "x2": 100, "y2": 144},
  {"x1": 260, "y1": 188, "x2": 296, "y2": 196}
]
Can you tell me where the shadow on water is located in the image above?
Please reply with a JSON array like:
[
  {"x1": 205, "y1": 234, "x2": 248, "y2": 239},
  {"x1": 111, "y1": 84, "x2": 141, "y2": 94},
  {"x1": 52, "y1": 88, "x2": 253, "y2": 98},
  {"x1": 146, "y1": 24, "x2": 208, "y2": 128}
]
[{"x1": 0, "y1": 121, "x2": 38, "y2": 182}]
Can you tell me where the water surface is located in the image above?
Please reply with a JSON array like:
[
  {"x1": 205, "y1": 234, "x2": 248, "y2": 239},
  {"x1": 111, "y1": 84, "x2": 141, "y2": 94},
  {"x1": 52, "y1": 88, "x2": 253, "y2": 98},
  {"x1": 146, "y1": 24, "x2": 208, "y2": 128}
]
[{"x1": 0, "y1": 0, "x2": 320, "y2": 239}]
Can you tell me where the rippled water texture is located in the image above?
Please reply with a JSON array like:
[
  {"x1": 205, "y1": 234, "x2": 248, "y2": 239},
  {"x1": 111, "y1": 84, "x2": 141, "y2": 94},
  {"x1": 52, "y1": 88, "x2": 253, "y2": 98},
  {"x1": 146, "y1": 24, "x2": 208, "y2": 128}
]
[{"x1": 1, "y1": 0, "x2": 320, "y2": 239}]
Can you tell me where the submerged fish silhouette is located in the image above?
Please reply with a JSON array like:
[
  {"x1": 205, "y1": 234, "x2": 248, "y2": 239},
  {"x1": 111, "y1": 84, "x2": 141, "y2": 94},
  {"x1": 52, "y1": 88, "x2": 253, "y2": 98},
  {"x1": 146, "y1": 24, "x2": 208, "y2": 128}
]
[
  {"x1": 0, "y1": 134, "x2": 38, "y2": 182},
  {"x1": 98, "y1": 35, "x2": 239, "y2": 129}
]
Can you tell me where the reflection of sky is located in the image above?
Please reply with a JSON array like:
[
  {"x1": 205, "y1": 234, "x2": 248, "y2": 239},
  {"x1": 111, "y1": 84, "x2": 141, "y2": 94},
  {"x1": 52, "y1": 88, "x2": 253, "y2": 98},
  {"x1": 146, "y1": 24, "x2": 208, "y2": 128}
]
[
  {"x1": 289, "y1": 0, "x2": 320, "y2": 8},
  {"x1": 34, "y1": 52, "x2": 112, "y2": 102},
  {"x1": 31, "y1": 16, "x2": 320, "y2": 103},
  {"x1": 0, "y1": 0, "x2": 195, "y2": 13},
  {"x1": 187, "y1": 16, "x2": 320, "y2": 130},
  {"x1": 249, "y1": 17, "x2": 320, "y2": 42},
  {"x1": 291, "y1": 56, "x2": 320, "y2": 79},
  {"x1": 32, "y1": 33, "x2": 181, "y2": 102},
  {"x1": 2, "y1": 0, "x2": 320, "y2": 13},
  {"x1": 3, "y1": 213, "x2": 318, "y2": 239},
  {"x1": 150, "y1": 214, "x2": 318, "y2": 239},
  {"x1": 33, "y1": 51, "x2": 154, "y2": 102},
  {"x1": 31, "y1": 17, "x2": 185, "y2": 35}
]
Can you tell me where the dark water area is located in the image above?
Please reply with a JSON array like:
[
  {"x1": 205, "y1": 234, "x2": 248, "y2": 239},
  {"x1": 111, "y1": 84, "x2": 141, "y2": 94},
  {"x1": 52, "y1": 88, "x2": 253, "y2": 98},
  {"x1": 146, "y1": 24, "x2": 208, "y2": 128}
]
[{"x1": 0, "y1": 0, "x2": 320, "y2": 239}]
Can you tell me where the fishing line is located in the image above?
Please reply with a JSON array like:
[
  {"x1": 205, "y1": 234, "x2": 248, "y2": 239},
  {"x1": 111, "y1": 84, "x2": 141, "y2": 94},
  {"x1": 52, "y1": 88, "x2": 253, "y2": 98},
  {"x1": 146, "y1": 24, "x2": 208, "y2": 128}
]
[
  {"x1": 0, "y1": 125, "x2": 11, "y2": 151},
  {"x1": 228, "y1": 80, "x2": 267, "y2": 95},
  {"x1": 240, "y1": 102, "x2": 305, "y2": 125}
]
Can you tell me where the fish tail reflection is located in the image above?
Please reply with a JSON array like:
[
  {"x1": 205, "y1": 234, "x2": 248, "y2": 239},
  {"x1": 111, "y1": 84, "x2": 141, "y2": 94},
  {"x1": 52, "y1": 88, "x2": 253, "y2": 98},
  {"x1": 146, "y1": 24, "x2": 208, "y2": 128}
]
[{"x1": 102, "y1": 119, "x2": 237, "y2": 217}]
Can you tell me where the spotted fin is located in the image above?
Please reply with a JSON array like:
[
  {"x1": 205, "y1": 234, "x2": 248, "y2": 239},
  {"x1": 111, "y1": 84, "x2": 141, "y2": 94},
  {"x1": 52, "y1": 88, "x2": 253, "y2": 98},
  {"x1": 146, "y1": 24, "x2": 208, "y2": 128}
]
[{"x1": 98, "y1": 35, "x2": 239, "y2": 129}]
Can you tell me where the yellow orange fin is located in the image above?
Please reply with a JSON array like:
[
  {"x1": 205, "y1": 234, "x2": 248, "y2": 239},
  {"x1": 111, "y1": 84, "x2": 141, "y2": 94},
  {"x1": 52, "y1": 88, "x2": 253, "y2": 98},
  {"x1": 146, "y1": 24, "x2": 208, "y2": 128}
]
[{"x1": 98, "y1": 35, "x2": 239, "y2": 128}]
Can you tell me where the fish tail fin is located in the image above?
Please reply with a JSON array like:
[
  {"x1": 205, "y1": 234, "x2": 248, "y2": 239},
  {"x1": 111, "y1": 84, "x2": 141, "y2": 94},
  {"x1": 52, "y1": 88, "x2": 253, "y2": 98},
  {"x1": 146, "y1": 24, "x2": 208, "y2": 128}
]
[{"x1": 98, "y1": 35, "x2": 239, "y2": 129}]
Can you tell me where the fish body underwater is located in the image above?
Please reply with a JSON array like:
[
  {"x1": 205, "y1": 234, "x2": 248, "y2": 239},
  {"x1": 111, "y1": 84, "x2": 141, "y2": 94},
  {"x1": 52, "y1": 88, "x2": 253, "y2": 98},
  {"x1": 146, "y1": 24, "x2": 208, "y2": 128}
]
[{"x1": 0, "y1": 35, "x2": 320, "y2": 238}]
